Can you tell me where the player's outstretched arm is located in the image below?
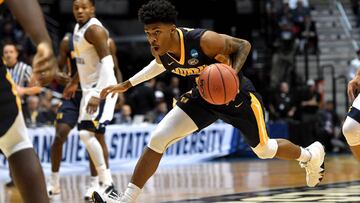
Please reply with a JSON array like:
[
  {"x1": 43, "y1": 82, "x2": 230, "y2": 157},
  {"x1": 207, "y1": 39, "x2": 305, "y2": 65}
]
[
  {"x1": 7, "y1": 0, "x2": 58, "y2": 86},
  {"x1": 100, "y1": 58, "x2": 166, "y2": 99}
]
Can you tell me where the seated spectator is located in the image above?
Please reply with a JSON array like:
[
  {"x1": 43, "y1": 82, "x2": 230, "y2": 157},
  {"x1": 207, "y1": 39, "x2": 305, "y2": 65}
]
[
  {"x1": 24, "y1": 96, "x2": 40, "y2": 127},
  {"x1": 113, "y1": 104, "x2": 133, "y2": 124},
  {"x1": 299, "y1": 15, "x2": 318, "y2": 54},
  {"x1": 128, "y1": 79, "x2": 156, "y2": 115},
  {"x1": 146, "y1": 101, "x2": 169, "y2": 123},
  {"x1": 317, "y1": 100, "x2": 342, "y2": 152}
]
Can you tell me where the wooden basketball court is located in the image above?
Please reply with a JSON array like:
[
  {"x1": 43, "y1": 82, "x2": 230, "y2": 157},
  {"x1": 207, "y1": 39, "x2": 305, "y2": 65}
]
[{"x1": 1, "y1": 154, "x2": 360, "y2": 203}]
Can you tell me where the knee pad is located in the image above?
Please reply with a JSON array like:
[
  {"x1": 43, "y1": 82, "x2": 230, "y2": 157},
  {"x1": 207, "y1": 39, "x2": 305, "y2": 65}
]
[
  {"x1": 251, "y1": 139, "x2": 278, "y2": 159},
  {"x1": 79, "y1": 130, "x2": 95, "y2": 146},
  {"x1": 342, "y1": 117, "x2": 360, "y2": 146}
]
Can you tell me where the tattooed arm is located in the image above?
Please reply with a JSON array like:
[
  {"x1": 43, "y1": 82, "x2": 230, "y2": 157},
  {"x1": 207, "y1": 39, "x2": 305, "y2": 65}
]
[{"x1": 201, "y1": 31, "x2": 251, "y2": 73}]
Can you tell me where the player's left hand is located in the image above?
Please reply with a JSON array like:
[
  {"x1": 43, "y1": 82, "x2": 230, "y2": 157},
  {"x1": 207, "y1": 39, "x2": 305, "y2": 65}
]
[
  {"x1": 348, "y1": 76, "x2": 360, "y2": 102},
  {"x1": 32, "y1": 42, "x2": 58, "y2": 86},
  {"x1": 86, "y1": 96, "x2": 101, "y2": 114}
]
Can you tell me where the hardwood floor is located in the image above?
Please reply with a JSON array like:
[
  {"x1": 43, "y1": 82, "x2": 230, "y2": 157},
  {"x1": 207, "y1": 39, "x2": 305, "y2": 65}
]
[{"x1": 1, "y1": 154, "x2": 359, "y2": 203}]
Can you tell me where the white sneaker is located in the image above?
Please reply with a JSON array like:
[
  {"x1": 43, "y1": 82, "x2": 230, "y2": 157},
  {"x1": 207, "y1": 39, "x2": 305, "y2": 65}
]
[
  {"x1": 92, "y1": 185, "x2": 124, "y2": 203},
  {"x1": 300, "y1": 141, "x2": 325, "y2": 187},
  {"x1": 84, "y1": 177, "x2": 100, "y2": 200},
  {"x1": 47, "y1": 176, "x2": 60, "y2": 198}
]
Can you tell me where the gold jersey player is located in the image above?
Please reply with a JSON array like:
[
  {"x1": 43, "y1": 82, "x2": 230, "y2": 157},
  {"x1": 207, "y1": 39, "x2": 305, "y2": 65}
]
[
  {"x1": 94, "y1": 0, "x2": 325, "y2": 202},
  {"x1": 0, "y1": 0, "x2": 58, "y2": 202}
]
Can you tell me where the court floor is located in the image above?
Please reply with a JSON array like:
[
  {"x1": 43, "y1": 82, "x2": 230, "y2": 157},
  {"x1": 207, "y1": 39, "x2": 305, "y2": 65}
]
[{"x1": 1, "y1": 154, "x2": 360, "y2": 203}]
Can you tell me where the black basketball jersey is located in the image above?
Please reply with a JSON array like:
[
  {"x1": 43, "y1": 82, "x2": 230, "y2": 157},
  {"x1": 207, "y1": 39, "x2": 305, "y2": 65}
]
[
  {"x1": 0, "y1": 57, "x2": 21, "y2": 136},
  {"x1": 159, "y1": 28, "x2": 218, "y2": 81},
  {"x1": 0, "y1": 0, "x2": 22, "y2": 136}
]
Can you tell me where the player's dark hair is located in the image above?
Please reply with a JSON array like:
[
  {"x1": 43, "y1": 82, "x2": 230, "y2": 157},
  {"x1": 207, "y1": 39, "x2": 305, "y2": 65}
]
[
  {"x1": 73, "y1": 0, "x2": 95, "y2": 6},
  {"x1": 138, "y1": 0, "x2": 177, "y2": 25}
]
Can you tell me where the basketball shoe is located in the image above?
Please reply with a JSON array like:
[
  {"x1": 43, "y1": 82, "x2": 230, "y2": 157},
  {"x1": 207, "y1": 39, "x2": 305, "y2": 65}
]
[
  {"x1": 300, "y1": 141, "x2": 325, "y2": 187},
  {"x1": 47, "y1": 174, "x2": 60, "y2": 198},
  {"x1": 84, "y1": 176, "x2": 100, "y2": 200},
  {"x1": 92, "y1": 185, "x2": 124, "y2": 203}
]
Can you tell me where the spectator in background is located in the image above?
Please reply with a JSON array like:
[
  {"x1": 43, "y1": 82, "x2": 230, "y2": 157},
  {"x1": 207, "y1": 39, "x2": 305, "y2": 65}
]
[
  {"x1": 113, "y1": 104, "x2": 133, "y2": 124},
  {"x1": 317, "y1": 100, "x2": 342, "y2": 152},
  {"x1": 3, "y1": 42, "x2": 42, "y2": 115},
  {"x1": 288, "y1": 0, "x2": 309, "y2": 9},
  {"x1": 25, "y1": 96, "x2": 41, "y2": 128},
  {"x1": 128, "y1": 78, "x2": 156, "y2": 116},
  {"x1": 146, "y1": 101, "x2": 169, "y2": 123},
  {"x1": 299, "y1": 15, "x2": 318, "y2": 54},
  {"x1": 268, "y1": 81, "x2": 297, "y2": 120},
  {"x1": 162, "y1": 76, "x2": 181, "y2": 110},
  {"x1": 352, "y1": 0, "x2": 360, "y2": 27}
]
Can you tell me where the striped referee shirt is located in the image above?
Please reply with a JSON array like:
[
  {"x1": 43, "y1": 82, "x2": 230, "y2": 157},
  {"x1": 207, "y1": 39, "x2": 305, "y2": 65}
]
[{"x1": 6, "y1": 61, "x2": 32, "y2": 86}]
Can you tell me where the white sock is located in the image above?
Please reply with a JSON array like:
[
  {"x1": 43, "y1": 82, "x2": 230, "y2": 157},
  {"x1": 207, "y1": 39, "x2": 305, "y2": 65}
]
[
  {"x1": 123, "y1": 183, "x2": 142, "y2": 202},
  {"x1": 297, "y1": 147, "x2": 311, "y2": 163},
  {"x1": 51, "y1": 172, "x2": 60, "y2": 186},
  {"x1": 97, "y1": 165, "x2": 112, "y2": 186}
]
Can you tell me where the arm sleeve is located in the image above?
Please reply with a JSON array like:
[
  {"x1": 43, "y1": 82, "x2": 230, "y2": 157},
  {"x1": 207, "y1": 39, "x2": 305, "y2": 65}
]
[
  {"x1": 129, "y1": 59, "x2": 166, "y2": 86},
  {"x1": 93, "y1": 55, "x2": 116, "y2": 97}
]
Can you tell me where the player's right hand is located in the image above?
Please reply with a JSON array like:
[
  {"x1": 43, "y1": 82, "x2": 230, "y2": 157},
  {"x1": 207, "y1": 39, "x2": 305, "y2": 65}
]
[
  {"x1": 348, "y1": 76, "x2": 360, "y2": 102},
  {"x1": 100, "y1": 80, "x2": 132, "y2": 99}
]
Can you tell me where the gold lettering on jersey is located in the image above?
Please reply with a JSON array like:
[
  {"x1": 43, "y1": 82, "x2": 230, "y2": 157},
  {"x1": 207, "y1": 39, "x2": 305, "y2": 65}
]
[
  {"x1": 171, "y1": 65, "x2": 206, "y2": 76},
  {"x1": 180, "y1": 97, "x2": 189, "y2": 104}
]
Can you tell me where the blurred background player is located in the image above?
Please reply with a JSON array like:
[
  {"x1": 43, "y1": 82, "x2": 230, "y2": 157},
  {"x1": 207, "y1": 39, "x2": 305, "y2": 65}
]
[
  {"x1": 2, "y1": 41, "x2": 43, "y2": 187},
  {"x1": 0, "y1": 0, "x2": 58, "y2": 202},
  {"x1": 70, "y1": 0, "x2": 119, "y2": 195},
  {"x1": 95, "y1": 0, "x2": 325, "y2": 202},
  {"x1": 47, "y1": 32, "x2": 123, "y2": 200}
]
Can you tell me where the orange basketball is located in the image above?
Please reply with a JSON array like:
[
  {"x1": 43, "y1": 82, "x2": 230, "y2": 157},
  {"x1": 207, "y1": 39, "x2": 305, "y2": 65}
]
[{"x1": 196, "y1": 63, "x2": 239, "y2": 105}]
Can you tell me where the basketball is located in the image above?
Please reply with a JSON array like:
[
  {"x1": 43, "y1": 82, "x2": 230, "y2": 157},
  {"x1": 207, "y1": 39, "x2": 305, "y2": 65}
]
[{"x1": 196, "y1": 63, "x2": 239, "y2": 105}]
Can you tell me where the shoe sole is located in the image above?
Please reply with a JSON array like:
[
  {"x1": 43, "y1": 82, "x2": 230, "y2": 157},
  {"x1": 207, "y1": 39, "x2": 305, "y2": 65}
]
[
  {"x1": 92, "y1": 191, "x2": 106, "y2": 203},
  {"x1": 312, "y1": 143, "x2": 325, "y2": 187}
]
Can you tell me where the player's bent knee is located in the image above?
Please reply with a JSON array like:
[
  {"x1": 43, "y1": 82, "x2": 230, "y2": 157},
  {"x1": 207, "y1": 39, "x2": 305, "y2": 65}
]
[
  {"x1": 251, "y1": 139, "x2": 278, "y2": 159},
  {"x1": 148, "y1": 130, "x2": 169, "y2": 154},
  {"x1": 342, "y1": 118, "x2": 360, "y2": 146}
]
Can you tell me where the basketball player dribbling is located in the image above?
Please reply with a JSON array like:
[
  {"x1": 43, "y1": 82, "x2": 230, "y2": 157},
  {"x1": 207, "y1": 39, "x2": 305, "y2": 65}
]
[
  {"x1": 94, "y1": 0, "x2": 326, "y2": 202},
  {"x1": 0, "y1": 0, "x2": 58, "y2": 202}
]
